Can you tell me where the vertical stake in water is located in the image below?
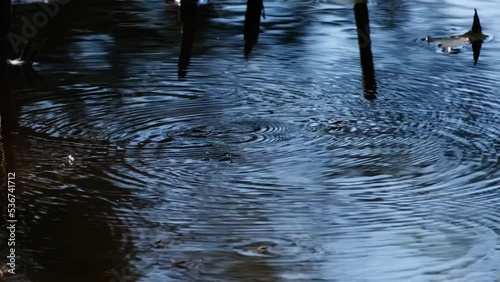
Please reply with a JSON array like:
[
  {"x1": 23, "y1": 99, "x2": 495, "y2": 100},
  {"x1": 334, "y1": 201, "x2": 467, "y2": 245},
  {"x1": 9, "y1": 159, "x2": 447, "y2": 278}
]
[{"x1": 354, "y1": 2, "x2": 377, "y2": 99}]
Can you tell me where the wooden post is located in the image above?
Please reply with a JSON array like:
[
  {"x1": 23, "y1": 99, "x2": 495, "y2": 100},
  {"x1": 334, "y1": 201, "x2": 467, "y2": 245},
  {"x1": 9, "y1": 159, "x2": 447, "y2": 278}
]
[{"x1": 354, "y1": 2, "x2": 377, "y2": 99}]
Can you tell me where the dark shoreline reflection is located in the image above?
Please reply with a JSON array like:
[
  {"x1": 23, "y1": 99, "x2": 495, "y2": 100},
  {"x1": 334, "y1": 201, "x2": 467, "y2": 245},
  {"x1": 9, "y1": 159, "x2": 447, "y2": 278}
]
[
  {"x1": 0, "y1": 73, "x2": 16, "y2": 196},
  {"x1": 0, "y1": 0, "x2": 10, "y2": 71},
  {"x1": 0, "y1": 0, "x2": 16, "y2": 197},
  {"x1": 1, "y1": 78, "x2": 141, "y2": 281},
  {"x1": 1, "y1": 1, "x2": 18, "y2": 276},
  {"x1": 1, "y1": 1, "x2": 143, "y2": 280},
  {"x1": 354, "y1": 1, "x2": 377, "y2": 99},
  {"x1": 23, "y1": 174, "x2": 139, "y2": 281}
]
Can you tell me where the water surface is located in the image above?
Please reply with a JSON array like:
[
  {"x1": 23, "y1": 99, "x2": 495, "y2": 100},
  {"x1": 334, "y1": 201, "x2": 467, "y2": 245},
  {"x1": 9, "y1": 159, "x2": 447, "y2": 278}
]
[{"x1": 1, "y1": 0, "x2": 499, "y2": 281}]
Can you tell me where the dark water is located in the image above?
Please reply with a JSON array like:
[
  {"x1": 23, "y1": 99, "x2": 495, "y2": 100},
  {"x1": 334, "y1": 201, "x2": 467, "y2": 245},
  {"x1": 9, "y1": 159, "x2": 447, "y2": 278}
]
[{"x1": 1, "y1": 0, "x2": 499, "y2": 281}]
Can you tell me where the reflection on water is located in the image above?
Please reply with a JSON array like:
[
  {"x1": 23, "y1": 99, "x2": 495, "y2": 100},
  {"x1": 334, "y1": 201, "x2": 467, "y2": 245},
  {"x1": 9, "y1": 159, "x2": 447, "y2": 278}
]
[
  {"x1": 420, "y1": 9, "x2": 488, "y2": 65},
  {"x1": 177, "y1": 0, "x2": 198, "y2": 79},
  {"x1": 1, "y1": 0, "x2": 499, "y2": 281},
  {"x1": 243, "y1": 0, "x2": 264, "y2": 56},
  {"x1": 354, "y1": 1, "x2": 376, "y2": 98}
]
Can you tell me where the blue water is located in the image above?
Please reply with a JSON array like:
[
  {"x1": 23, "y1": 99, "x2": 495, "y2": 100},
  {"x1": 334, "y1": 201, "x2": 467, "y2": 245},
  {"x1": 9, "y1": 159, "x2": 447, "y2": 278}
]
[{"x1": 1, "y1": 0, "x2": 499, "y2": 281}]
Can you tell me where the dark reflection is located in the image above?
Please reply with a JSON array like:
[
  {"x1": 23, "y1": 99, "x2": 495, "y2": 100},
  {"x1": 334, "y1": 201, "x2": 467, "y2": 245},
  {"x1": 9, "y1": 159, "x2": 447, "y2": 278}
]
[
  {"x1": 354, "y1": 2, "x2": 377, "y2": 99},
  {"x1": 9, "y1": 0, "x2": 175, "y2": 88},
  {"x1": 0, "y1": 0, "x2": 16, "y2": 168},
  {"x1": 178, "y1": 0, "x2": 198, "y2": 79},
  {"x1": 8, "y1": 39, "x2": 44, "y2": 88},
  {"x1": 425, "y1": 9, "x2": 486, "y2": 65},
  {"x1": 472, "y1": 40, "x2": 482, "y2": 65},
  {"x1": 471, "y1": 9, "x2": 483, "y2": 65},
  {"x1": 0, "y1": 74, "x2": 16, "y2": 175},
  {"x1": 10, "y1": 134, "x2": 142, "y2": 280},
  {"x1": 0, "y1": 0, "x2": 10, "y2": 71},
  {"x1": 24, "y1": 176, "x2": 138, "y2": 281},
  {"x1": 15, "y1": 38, "x2": 41, "y2": 63},
  {"x1": 243, "y1": 0, "x2": 264, "y2": 57},
  {"x1": 1, "y1": 1, "x2": 18, "y2": 276},
  {"x1": 1, "y1": 2, "x2": 142, "y2": 280},
  {"x1": 377, "y1": 0, "x2": 404, "y2": 29}
]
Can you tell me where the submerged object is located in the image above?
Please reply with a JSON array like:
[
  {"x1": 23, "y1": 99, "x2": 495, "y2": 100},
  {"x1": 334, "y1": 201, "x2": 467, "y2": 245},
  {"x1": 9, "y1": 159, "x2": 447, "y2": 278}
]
[{"x1": 424, "y1": 9, "x2": 487, "y2": 65}]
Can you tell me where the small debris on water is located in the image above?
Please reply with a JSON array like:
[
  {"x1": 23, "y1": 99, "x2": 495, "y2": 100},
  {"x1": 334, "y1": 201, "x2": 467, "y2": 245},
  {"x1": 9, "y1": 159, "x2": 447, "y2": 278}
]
[
  {"x1": 63, "y1": 155, "x2": 75, "y2": 167},
  {"x1": 218, "y1": 153, "x2": 234, "y2": 162},
  {"x1": 236, "y1": 242, "x2": 276, "y2": 256},
  {"x1": 329, "y1": 120, "x2": 344, "y2": 131},
  {"x1": 172, "y1": 261, "x2": 189, "y2": 270},
  {"x1": 151, "y1": 240, "x2": 167, "y2": 249},
  {"x1": 358, "y1": 197, "x2": 384, "y2": 202},
  {"x1": 256, "y1": 246, "x2": 270, "y2": 254}
]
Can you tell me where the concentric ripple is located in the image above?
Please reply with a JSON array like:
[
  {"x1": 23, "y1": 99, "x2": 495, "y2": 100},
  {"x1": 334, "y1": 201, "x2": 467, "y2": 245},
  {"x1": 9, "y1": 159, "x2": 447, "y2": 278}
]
[{"x1": 4, "y1": 0, "x2": 500, "y2": 281}]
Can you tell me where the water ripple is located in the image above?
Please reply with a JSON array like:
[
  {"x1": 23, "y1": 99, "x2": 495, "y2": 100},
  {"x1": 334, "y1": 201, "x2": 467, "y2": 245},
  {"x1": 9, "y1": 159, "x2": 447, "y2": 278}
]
[{"x1": 6, "y1": 0, "x2": 500, "y2": 281}]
